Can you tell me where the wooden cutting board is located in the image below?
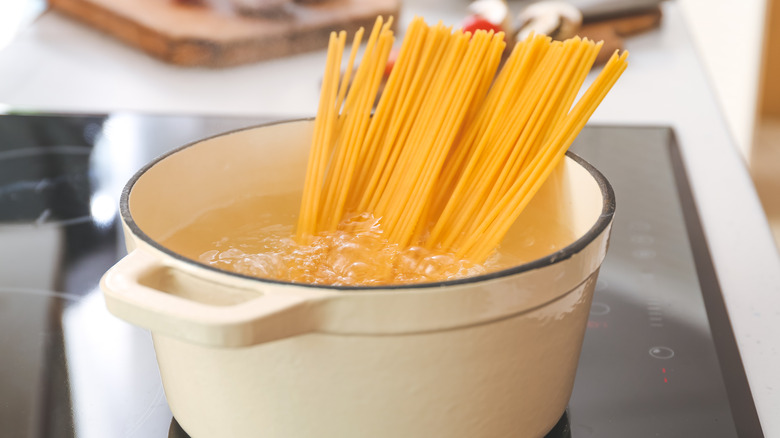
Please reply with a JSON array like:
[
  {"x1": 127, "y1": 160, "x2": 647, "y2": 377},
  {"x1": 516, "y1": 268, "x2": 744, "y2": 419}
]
[
  {"x1": 49, "y1": 0, "x2": 402, "y2": 68},
  {"x1": 579, "y1": 6, "x2": 662, "y2": 65}
]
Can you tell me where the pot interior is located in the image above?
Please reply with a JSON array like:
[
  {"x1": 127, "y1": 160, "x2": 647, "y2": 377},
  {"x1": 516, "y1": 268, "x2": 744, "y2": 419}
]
[{"x1": 124, "y1": 120, "x2": 609, "y2": 286}]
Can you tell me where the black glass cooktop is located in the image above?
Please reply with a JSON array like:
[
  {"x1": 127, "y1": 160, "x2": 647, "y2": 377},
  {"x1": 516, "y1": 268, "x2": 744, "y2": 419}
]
[{"x1": 0, "y1": 113, "x2": 763, "y2": 437}]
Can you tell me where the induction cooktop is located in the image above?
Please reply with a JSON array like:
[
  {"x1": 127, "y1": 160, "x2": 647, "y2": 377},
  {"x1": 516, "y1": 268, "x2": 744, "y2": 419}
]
[{"x1": 0, "y1": 113, "x2": 763, "y2": 437}]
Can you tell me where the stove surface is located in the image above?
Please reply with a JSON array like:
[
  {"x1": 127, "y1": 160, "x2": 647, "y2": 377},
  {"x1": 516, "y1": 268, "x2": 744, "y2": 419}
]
[{"x1": 0, "y1": 113, "x2": 762, "y2": 437}]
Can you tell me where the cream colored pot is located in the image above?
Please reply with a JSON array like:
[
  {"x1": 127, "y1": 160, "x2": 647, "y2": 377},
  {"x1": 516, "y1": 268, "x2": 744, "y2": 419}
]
[{"x1": 100, "y1": 120, "x2": 615, "y2": 438}]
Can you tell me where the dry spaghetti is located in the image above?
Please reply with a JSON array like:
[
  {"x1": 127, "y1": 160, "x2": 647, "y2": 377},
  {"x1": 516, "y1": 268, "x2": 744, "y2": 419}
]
[{"x1": 296, "y1": 16, "x2": 627, "y2": 265}]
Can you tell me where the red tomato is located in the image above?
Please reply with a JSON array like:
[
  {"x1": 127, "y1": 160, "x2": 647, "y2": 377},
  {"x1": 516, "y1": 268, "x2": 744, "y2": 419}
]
[
  {"x1": 384, "y1": 48, "x2": 400, "y2": 77},
  {"x1": 461, "y1": 15, "x2": 503, "y2": 35}
]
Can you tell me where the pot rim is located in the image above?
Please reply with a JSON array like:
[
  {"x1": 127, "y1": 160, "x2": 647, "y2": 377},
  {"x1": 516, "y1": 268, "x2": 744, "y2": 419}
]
[{"x1": 120, "y1": 118, "x2": 616, "y2": 292}]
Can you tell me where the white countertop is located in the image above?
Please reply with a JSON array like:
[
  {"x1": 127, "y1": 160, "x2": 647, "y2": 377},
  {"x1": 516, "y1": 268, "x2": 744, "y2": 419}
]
[{"x1": 1, "y1": 0, "x2": 779, "y2": 435}]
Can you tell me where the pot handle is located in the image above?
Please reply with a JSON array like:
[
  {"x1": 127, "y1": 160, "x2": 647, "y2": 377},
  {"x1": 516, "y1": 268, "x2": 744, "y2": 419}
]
[{"x1": 100, "y1": 249, "x2": 318, "y2": 348}]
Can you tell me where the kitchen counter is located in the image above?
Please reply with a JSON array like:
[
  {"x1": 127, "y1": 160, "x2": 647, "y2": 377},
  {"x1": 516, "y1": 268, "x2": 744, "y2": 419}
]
[{"x1": 1, "y1": 0, "x2": 779, "y2": 435}]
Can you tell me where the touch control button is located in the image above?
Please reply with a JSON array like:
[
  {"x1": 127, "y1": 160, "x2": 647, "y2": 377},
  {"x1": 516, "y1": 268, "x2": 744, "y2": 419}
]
[
  {"x1": 590, "y1": 302, "x2": 611, "y2": 316},
  {"x1": 632, "y1": 248, "x2": 657, "y2": 259},
  {"x1": 649, "y1": 346, "x2": 675, "y2": 359},
  {"x1": 630, "y1": 234, "x2": 655, "y2": 245}
]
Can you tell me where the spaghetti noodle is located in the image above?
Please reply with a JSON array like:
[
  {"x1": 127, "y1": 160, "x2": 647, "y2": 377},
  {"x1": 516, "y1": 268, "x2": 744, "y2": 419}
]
[{"x1": 297, "y1": 16, "x2": 628, "y2": 265}]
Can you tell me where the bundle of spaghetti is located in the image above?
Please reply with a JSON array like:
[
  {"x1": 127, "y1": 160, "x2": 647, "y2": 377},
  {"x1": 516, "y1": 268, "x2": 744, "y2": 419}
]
[
  {"x1": 346, "y1": 17, "x2": 430, "y2": 208},
  {"x1": 296, "y1": 16, "x2": 628, "y2": 265},
  {"x1": 295, "y1": 30, "x2": 347, "y2": 240},
  {"x1": 318, "y1": 17, "x2": 395, "y2": 231},
  {"x1": 296, "y1": 17, "x2": 394, "y2": 239},
  {"x1": 423, "y1": 34, "x2": 554, "y2": 242},
  {"x1": 425, "y1": 37, "x2": 604, "y2": 252},
  {"x1": 348, "y1": 17, "x2": 441, "y2": 212},
  {"x1": 357, "y1": 23, "x2": 505, "y2": 235},
  {"x1": 375, "y1": 29, "x2": 506, "y2": 246},
  {"x1": 452, "y1": 50, "x2": 629, "y2": 262}
]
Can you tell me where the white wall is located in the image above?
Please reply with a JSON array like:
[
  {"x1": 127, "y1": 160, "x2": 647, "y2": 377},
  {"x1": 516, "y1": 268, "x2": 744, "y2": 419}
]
[{"x1": 677, "y1": 0, "x2": 768, "y2": 160}]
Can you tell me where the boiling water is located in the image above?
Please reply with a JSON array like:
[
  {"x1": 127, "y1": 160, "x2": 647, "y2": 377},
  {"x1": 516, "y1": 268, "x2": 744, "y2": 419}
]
[{"x1": 162, "y1": 192, "x2": 576, "y2": 286}]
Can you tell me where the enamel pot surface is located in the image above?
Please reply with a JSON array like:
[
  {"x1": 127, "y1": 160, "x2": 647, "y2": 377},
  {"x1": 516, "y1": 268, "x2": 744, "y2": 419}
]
[{"x1": 100, "y1": 120, "x2": 615, "y2": 438}]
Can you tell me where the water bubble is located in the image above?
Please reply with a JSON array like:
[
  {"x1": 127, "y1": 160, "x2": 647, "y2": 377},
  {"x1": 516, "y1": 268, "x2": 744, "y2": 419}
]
[
  {"x1": 219, "y1": 248, "x2": 245, "y2": 260},
  {"x1": 199, "y1": 214, "x2": 493, "y2": 286},
  {"x1": 199, "y1": 250, "x2": 219, "y2": 263}
]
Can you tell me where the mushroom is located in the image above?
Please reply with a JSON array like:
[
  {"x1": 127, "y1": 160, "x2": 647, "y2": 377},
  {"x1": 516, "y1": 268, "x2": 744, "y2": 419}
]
[
  {"x1": 516, "y1": 1, "x2": 583, "y2": 41},
  {"x1": 468, "y1": 0, "x2": 510, "y2": 30}
]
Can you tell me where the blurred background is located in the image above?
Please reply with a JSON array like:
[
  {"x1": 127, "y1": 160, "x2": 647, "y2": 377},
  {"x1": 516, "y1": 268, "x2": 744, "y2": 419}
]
[
  {"x1": 682, "y1": 0, "x2": 780, "y2": 249},
  {"x1": 1, "y1": 2, "x2": 779, "y2": 437},
  {"x1": 0, "y1": 0, "x2": 778, "y2": 247}
]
